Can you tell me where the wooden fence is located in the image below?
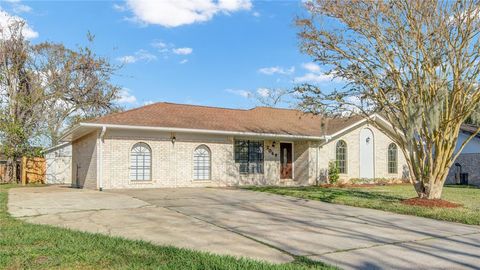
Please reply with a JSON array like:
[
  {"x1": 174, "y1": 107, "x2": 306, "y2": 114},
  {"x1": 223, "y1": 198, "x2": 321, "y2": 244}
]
[
  {"x1": 0, "y1": 157, "x2": 46, "y2": 184},
  {"x1": 21, "y1": 157, "x2": 46, "y2": 184}
]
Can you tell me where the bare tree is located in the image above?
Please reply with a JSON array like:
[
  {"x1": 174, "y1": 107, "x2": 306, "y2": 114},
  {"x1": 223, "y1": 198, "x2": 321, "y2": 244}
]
[
  {"x1": 33, "y1": 35, "x2": 121, "y2": 146},
  {"x1": 296, "y1": 0, "x2": 480, "y2": 199},
  {"x1": 253, "y1": 88, "x2": 290, "y2": 107},
  {"x1": 0, "y1": 21, "x2": 121, "y2": 183}
]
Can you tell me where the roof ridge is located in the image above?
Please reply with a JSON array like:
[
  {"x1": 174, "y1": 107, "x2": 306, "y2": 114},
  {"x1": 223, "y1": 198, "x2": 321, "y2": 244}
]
[
  {"x1": 162, "y1": 102, "x2": 249, "y2": 111},
  {"x1": 86, "y1": 101, "x2": 165, "y2": 123}
]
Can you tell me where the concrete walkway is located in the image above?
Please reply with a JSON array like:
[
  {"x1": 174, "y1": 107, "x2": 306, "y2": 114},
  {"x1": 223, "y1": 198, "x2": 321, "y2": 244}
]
[{"x1": 8, "y1": 186, "x2": 480, "y2": 269}]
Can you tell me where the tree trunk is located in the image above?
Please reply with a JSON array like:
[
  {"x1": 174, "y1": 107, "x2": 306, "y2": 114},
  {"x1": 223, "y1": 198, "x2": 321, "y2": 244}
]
[
  {"x1": 413, "y1": 180, "x2": 445, "y2": 199},
  {"x1": 4, "y1": 157, "x2": 18, "y2": 184}
]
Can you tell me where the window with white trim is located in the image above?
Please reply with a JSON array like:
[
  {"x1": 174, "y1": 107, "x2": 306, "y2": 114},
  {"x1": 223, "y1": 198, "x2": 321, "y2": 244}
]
[
  {"x1": 234, "y1": 140, "x2": 264, "y2": 174},
  {"x1": 193, "y1": 145, "x2": 211, "y2": 180},
  {"x1": 336, "y1": 140, "x2": 347, "y2": 174},
  {"x1": 130, "y1": 143, "x2": 151, "y2": 181},
  {"x1": 388, "y1": 143, "x2": 398, "y2": 174}
]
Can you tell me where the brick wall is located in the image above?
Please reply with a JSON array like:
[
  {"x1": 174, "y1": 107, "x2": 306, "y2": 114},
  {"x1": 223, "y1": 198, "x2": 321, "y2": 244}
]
[
  {"x1": 446, "y1": 153, "x2": 480, "y2": 186},
  {"x1": 71, "y1": 131, "x2": 98, "y2": 189},
  {"x1": 99, "y1": 129, "x2": 313, "y2": 189},
  {"x1": 315, "y1": 122, "x2": 409, "y2": 183},
  {"x1": 72, "y1": 122, "x2": 411, "y2": 189}
]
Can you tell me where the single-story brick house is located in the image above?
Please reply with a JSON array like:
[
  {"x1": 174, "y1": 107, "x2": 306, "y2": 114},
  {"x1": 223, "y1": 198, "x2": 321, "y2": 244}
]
[{"x1": 55, "y1": 102, "x2": 413, "y2": 190}]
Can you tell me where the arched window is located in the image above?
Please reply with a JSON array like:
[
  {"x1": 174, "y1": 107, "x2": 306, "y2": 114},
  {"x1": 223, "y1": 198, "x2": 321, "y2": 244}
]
[
  {"x1": 130, "y1": 143, "x2": 151, "y2": 181},
  {"x1": 336, "y1": 140, "x2": 347, "y2": 174},
  {"x1": 193, "y1": 145, "x2": 211, "y2": 180},
  {"x1": 388, "y1": 143, "x2": 398, "y2": 174}
]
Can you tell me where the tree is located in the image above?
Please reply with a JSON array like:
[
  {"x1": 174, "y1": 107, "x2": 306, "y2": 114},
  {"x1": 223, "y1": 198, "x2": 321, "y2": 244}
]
[
  {"x1": 253, "y1": 88, "x2": 290, "y2": 107},
  {"x1": 33, "y1": 35, "x2": 121, "y2": 146},
  {"x1": 0, "y1": 21, "x2": 44, "y2": 183},
  {"x1": 295, "y1": 0, "x2": 480, "y2": 199},
  {"x1": 0, "y1": 20, "x2": 121, "y2": 183}
]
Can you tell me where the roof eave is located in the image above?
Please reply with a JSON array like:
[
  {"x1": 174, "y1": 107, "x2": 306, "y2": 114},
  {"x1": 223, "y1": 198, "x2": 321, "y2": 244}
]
[{"x1": 67, "y1": 122, "x2": 327, "y2": 141}]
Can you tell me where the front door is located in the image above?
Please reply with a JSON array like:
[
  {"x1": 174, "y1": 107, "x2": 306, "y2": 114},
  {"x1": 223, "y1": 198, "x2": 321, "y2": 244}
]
[
  {"x1": 359, "y1": 128, "x2": 374, "y2": 179},
  {"x1": 280, "y1": 143, "x2": 293, "y2": 179}
]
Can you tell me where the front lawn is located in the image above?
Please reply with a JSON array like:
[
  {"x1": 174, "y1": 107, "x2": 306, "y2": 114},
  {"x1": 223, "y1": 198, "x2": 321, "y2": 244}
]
[
  {"x1": 245, "y1": 184, "x2": 480, "y2": 225},
  {"x1": 0, "y1": 184, "x2": 336, "y2": 270}
]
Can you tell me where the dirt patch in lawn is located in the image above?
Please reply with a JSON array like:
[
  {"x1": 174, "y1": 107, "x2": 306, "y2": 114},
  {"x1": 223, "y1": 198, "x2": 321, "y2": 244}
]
[{"x1": 401, "y1": 198, "x2": 463, "y2": 208}]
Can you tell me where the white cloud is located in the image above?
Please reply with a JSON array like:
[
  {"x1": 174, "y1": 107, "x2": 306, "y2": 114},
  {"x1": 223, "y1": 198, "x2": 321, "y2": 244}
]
[
  {"x1": 13, "y1": 4, "x2": 32, "y2": 13},
  {"x1": 143, "y1": 100, "x2": 155, "y2": 105},
  {"x1": 0, "y1": 9, "x2": 38, "y2": 39},
  {"x1": 123, "y1": 0, "x2": 252, "y2": 27},
  {"x1": 116, "y1": 49, "x2": 157, "y2": 64},
  {"x1": 226, "y1": 88, "x2": 252, "y2": 98},
  {"x1": 113, "y1": 3, "x2": 127, "y2": 12},
  {"x1": 302, "y1": 62, "x2": 321, "y2": 73},
  {"x1": 294, "y1": 73, "x2": 334, "y2": 83},
  {"x1": 257, "y1": 88, "x2": 270, "y2": 97},
  {"x1": 294, "y1": 62, "x2": 341, "y2": 83},
  {"x1": 252, "y1": 11, "x2": 260, "y2": 17},
  {"x1": 179, "y1": 59, "x2": 188, "y2": 64},
  {"x1": 172, "y1": 47, "x2": 193, "y2": 55},
  {"x1": 258, "y1": 66, "x2": 294, "y2": 75},
  {"x1": 151, "y1": 41, "x2": 168, "y2": 49},
  {"x1": 117, "y1": 89, "x2": 137, "y2": 104}
]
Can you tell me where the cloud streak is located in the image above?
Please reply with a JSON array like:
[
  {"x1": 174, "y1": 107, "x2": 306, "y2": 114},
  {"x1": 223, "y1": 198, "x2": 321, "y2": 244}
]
[{"x1": 122, "y1": 0, "x2": 252, "y2": 28}]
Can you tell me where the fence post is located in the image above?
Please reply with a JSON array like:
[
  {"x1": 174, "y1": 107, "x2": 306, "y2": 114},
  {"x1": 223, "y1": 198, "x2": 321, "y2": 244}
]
[{"x1": 21, "y1": 156, "x2": 27, "y2": 186}]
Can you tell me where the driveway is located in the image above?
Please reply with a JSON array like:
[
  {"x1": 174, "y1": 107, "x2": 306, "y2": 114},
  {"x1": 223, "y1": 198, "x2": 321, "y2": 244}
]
[{"x1": 8, "y1": 186, "x2": 480, "y2": 270}]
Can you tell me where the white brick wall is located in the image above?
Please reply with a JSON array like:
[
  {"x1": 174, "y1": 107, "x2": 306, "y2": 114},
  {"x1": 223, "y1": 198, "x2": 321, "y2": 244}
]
[
  {"x1": 71, "y1": 131, "x2": 98, "y2": 189},
  {"x1": 70, "y1": 122, "x2": 408, "y2": 189},
  {"x1": 314, "y1": 122, "x2": 408, "y2": 183}
]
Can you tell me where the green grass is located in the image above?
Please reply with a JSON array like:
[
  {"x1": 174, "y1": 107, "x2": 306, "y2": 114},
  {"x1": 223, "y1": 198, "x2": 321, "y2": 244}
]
[
  {"x1": 0, "y1": 184, "x2": 337, "y2": 270},
  {"x1": 245, "y1": 184, "x2": 480, "y2": 225}
]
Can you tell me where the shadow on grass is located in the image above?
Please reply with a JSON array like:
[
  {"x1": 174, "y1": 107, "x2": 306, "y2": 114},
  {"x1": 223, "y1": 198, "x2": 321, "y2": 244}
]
[
  {"x1": 247, "y1": 186, "x2": 403, "y2": 204},
  {"x1": 444, "y1": 184, "x2": 479, "y2": 189}
]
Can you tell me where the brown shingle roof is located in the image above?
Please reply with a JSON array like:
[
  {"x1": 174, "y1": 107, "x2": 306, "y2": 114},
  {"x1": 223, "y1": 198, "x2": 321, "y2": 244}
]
[{"x1": 88, "y1": 102, "x2": 362, "y2": 137}]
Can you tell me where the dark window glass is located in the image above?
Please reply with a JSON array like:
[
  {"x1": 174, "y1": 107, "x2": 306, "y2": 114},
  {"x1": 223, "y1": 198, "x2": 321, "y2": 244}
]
[
  {"x1": 234, "y1": 140, "x2": 264, "y2": 174},
  {"x1": 336, "y1": 140, "x2": 347, "y2": 174},
  {"x1": 388, "y1": 143, "x2": 398, "y2": 174}
]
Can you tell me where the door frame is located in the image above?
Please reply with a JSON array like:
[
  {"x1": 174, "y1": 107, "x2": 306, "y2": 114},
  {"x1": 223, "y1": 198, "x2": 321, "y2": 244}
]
[
  {"x1": 358, "y1": 127, "x2": 375, "y2": 179},
  {"x1": 279, "y1": 141, "x2": 294, "y2": 179}
]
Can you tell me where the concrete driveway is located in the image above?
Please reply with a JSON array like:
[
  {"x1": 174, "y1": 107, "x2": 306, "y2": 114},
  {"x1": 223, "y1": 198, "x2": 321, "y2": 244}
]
[{"x1": 8, "y1": 186, "x2": 480, "y2": 270}]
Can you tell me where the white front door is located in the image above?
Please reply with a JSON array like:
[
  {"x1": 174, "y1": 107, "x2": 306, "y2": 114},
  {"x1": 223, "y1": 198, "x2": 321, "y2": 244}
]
[{"x1": 359, "y1": 128, "x2": 374, "y2": 179}]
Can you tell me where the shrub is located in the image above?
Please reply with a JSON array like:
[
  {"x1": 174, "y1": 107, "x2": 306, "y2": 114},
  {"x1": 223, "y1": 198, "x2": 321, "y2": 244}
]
[{"x1": 328, "y1": 161, "x2": 339, "y2": 184}]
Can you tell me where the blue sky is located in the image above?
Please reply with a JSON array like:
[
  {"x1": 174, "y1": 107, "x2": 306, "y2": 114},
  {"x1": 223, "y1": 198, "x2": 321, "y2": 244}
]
[{"x1": 0, "y1": 0, "x2": 339, "y2": 109}]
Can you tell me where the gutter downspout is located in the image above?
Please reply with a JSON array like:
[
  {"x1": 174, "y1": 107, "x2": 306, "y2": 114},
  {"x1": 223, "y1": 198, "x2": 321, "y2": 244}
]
[
  {"x1": 98, "y1": 126, "x2": 107, "y2": 191},
  {"x1": 319, "y1": 135, "x2": 332, "y2": 184}
]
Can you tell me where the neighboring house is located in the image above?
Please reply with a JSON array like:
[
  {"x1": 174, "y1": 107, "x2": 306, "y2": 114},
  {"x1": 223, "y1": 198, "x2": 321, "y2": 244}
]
[
  {"x1": 445, "y1": 124, "x2": 480, "y2": 186},
  {"x1": 57, "y1": 102, "x2": 409, "y2": 190},
  {"x1": 45, "y1": 142, "x2": 72, "y2": 185}
]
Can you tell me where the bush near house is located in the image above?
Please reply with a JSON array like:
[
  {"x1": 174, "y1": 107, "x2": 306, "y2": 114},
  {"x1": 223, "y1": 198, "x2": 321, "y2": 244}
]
[
  {"x1": 0, "y1": 184, "x2": 337, "y2": 270},
  {"x1": 327, "y1": 161, "x2": 339, "y2": 184}
]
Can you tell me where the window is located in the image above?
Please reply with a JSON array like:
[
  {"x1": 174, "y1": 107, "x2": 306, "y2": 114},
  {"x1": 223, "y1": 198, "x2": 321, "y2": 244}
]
[
  {"x1": 130, "y1": 143, "x2": 151, "y2": 181},
  {"x1": 336, "y1": 140, "x2": 347, "y2": 174},
  {"x1": 388, "y1": 143, "x2": 398, "y2": 174},
  {"x1": 234, "y1": 140, "x2": 264, "y2": 174},
  {"x1": 193, "y1": 145, "x2": 211, "y2": 180}
]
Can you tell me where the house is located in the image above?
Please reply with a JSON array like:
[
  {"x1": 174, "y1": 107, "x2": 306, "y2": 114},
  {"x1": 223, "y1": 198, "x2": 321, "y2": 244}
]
[
  {"x1": 55, "y1": 102, "x2": 409, "y2": 190},
  {"x1": 45, "y1": 142, "x2": 72, "y2": 185},
  {"x1": 445, "y1": 124, "x2": 480, "y2": 186}
]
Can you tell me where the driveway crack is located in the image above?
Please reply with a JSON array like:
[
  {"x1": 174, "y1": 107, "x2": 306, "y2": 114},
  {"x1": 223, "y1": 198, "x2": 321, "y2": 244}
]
[
  {"x1": 306, "y1": 231, "x2": 480, "y2": 257},
  {"x1": 163, "y1": 205, "x2": 296, "y2": 259}
]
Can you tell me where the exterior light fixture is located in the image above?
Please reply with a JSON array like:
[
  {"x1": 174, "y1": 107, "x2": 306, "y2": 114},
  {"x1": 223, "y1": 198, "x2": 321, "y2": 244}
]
[
  {"x1": 171, "y1": 135, "x2": 176, "y2": 144},
  {"x1": 366, "y1": 137, "x2": 371, "y2": 143}
]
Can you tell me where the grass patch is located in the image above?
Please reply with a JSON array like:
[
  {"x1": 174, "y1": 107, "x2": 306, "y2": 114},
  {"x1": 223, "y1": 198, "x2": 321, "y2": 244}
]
[
  {"x1": 245, "y1": 184, "x2": 480, "y2": 225},
  {"x1": 0, "y1": 184, "x2": 337, "y2": 270}
]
